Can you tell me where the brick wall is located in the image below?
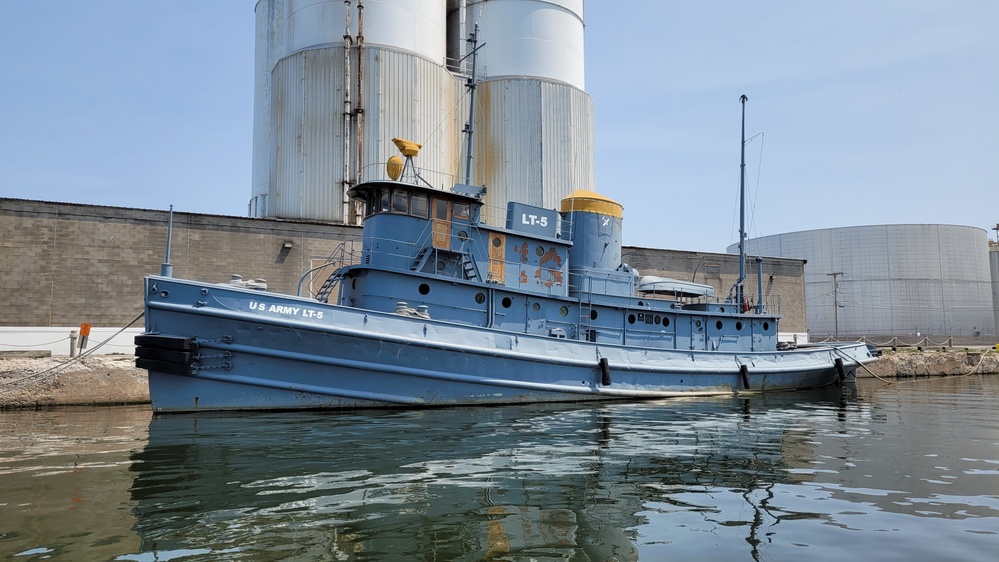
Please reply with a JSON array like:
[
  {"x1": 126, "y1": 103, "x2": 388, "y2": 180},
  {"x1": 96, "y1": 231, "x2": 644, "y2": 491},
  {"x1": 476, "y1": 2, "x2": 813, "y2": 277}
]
[
  {"x1": 1, "y1": 199, "x2": 807, "y2": 332},
  {"x1": 1, "y1": 199, "x2": 359, "y2": 327},
  {"x1": 622, "y1": 246, "x2": 808, "y2": 333}
]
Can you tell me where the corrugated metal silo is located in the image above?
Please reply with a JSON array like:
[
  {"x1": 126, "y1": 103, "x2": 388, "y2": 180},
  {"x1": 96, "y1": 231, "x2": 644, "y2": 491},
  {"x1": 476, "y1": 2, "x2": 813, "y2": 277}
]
[
  {"x1": 251, "y1": 0, "x2": 456, "y2": 222},
  {"x1": 462, "y1": 0, "x2": 595, "y2": 224}
]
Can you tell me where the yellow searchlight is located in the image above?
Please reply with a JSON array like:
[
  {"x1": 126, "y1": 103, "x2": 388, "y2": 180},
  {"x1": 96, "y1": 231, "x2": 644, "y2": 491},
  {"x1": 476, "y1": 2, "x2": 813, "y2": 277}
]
[
  {"x1": 386, "y1": 156, "x2": 403, "y2": 180},
  {"x1": 387, "y1": 137, "x2": 422, "y2": 180},
  {"x1": 392, "y1": 137, "x2": 422, "y2": 157}
]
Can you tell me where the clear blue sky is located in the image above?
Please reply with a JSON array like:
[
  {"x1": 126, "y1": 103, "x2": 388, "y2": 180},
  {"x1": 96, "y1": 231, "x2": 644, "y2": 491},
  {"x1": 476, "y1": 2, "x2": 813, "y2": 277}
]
[{"x1": 1, "y1": 1, "x2": 997, "y2": 252}]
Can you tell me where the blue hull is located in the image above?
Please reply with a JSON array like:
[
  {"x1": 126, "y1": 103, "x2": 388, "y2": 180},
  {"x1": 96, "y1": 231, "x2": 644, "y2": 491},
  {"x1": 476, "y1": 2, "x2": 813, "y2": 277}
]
[{"x1": 139, "y1": 276, "x2": 871, "y2": 413}]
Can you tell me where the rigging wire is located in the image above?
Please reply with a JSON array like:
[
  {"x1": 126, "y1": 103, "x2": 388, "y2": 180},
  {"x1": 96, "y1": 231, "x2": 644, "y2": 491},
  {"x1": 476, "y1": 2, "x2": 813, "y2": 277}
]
[
  {"x1": 421, "y1": 86, "x2": 471, "y2": 160},
  {"x1": 730, "y1": 132, "x2": 765, "y2": 248},
  {"x1": 0, "y1": 312, "x2": 145, "y2": 394}
]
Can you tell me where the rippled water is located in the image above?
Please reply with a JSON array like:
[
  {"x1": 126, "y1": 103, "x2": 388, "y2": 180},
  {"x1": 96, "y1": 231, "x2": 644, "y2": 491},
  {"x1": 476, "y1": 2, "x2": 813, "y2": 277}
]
[{"x1": 1, "y1": 377, "x2": 997, "y2": 561}]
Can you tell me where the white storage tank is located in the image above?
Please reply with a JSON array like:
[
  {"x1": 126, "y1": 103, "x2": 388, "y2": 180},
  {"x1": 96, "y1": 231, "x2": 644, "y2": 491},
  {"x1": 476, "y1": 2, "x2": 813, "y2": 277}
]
[
  {"x1": 465, "y1": 0, "x2": 585, "y2": 89},
  {"x1": 736, "y1": 225, "x2": 997, "y2": 340},
  {"x1": 459, "y1": 0, "x2": 595, "y2": 224},
  {"x1": 251, "y1": 0, "x2": 455, "y2": 222}
]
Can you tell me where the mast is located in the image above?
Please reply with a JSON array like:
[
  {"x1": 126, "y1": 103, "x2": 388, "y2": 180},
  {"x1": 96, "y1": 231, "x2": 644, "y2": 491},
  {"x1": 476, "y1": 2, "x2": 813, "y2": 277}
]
[
  {"x1": 737, "y1": 94, "x2": 748, "y2": 306},
  {"x1": 462, "y1": 23, "x2": 480, "y2": 185},
  {"x1": 160, "y1": 205, "x2": 174, "y2": 277}
]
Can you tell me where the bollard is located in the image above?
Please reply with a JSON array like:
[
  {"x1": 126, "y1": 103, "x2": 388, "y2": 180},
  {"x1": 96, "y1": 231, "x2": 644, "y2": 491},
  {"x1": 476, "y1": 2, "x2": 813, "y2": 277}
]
[
  {"x1": 79, "y1": 322, "x2": 91, "y2": 350},
  {"x1": 69, "y1": 330, "x2": 79, "y2": 357}
]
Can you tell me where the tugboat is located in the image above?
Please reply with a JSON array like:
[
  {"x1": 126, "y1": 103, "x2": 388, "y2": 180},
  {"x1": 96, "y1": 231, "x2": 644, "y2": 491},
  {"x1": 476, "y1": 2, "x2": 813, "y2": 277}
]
[{"x1": 135, "y1": 97, "x2": 875, "y2": 412}]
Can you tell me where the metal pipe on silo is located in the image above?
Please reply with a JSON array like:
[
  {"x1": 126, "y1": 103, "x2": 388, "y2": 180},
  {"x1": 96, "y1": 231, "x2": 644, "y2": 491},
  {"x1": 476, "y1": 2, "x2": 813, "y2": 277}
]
[
  {"x1": 342, "y1": 1, "x2": 353, "y2": 223},
  {"x1": 355, "y1": 0, "x2": 365, "y2": 222}
]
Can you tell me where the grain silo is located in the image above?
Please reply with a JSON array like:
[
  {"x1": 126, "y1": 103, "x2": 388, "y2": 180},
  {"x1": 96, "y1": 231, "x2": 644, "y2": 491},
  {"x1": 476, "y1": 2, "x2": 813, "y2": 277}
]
[
  {"x1": 250, "y1": 0, "x2": 458, "y2": 223},
  {"x1": 250, "y1": 0, "x2": 596, "y2": 227},
  {"x1": 460, "y1": 0, "x2": 595, "y2": 222},
  {"x1": 733, "y1": 225, "x2": 996, "y2": 341}
]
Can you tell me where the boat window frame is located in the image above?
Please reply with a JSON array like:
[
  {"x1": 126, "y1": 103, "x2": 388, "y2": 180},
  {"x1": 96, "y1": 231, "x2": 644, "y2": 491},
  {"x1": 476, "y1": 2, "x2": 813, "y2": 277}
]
[
  {"x1": 378, "y1": 189, "x2": 391, "y2": 213},
  {"x1": 453, "y1": 201, "x2": 470, "y2": 220},
  {"x1": 392, "y1": 189, "x2": 409, "y2": 214},
  {"x1": 410, "y1": 193, "x2": 429, "y2": 218},
  {"x1": 433, "y1": 198, "x2": 450, "y2": 220}
]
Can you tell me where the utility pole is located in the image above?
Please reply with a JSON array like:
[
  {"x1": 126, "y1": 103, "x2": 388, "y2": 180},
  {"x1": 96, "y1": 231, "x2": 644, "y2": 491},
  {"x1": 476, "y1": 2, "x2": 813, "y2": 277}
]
[{"x1": 827, "y1": 272, "x2": 843, "y2": 338}]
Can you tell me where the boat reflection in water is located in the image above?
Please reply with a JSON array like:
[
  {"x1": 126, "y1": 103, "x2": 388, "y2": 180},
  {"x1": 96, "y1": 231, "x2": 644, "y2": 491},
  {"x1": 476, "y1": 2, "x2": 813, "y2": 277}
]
[{"x1": 127, "y1": 386, "x2": 857, "y2": 560}]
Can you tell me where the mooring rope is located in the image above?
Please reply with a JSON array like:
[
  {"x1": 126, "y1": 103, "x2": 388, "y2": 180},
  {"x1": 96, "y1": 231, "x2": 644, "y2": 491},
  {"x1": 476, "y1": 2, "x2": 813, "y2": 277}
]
[
  {"x1": 0, "y1": 312, "x2": 144, "y2": 394},
  {"x1": 832, "y1": 346, "x2": 996, "y2": 386}
]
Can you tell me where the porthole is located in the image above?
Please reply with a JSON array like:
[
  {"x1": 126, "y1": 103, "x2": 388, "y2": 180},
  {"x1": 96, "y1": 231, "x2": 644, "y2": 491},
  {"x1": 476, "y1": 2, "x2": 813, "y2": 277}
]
[
  {"x1": 475, "y1": 293, "x2": 486, "y2": 304},
  {"x1": 502, "y1": 297, "x2": 512, "y2": 308},
  {"x1": 535, "y1": 245, "x2": 544, "y2": 256},
  {"x1": 655, "y1": 315, "x2": 662, "y2": 325},
  {"x1": 532, "y1": 302, "x2": 541, "y2": 312},
  {"x1": 716, "y1": 320, "x2": 723, "y2": 330},
  {"x1": 590, "y1": 309, "x2": 598, "y2": 320},
  {"x1": 763, "y1": 321, "x2": 770, "y2": 331},
  {"x1": 695, "y1": 320, "x2": 702, "y2": 329},
  {"x1": 457, "y1": 230, "x2": 469, "y2": 241},
  {"x1": 720, "y1": 307, "x2": 726, "y2": 313},
  {"x1": 663, "y1": 317, "x2": 671, "y2": 327},
  {"x1": 559, "y1": 305, "x2": 569, "y2": 317},
  {"x1": 418, "y1": 283, "x2": 430, "y2": 295},
  {"x1": 628, "y1": 314, "x2": 636, "y2": 324},
  {"x1": 436, "y1": 260, "x2": 446, "y2": 270},
  {"x1": 637, "y1": 301, "x2": 644, "y2": 307},
  {"x1": 492, "y1": 237, "x2": 502, "y2": 247},
  {"x1": 736, "y1": 321, "x2": 743, "y2": 331}
]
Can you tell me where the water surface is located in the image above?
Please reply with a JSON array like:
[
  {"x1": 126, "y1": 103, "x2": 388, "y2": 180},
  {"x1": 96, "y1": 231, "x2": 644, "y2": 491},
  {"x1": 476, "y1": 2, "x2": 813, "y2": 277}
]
[{"x1": 1, "y1": 376, "x2": 996, "y2": 560}]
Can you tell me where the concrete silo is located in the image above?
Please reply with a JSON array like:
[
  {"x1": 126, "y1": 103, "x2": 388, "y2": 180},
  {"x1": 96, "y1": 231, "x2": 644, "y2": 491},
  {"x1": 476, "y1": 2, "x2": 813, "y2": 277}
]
[
  {"x1": 250, "y1": 0, "x2": 458, "y2": 223},
  {"x1": 459, "y1": 0, "x2": 595, "y2": 222},
  {"x1": 734, "y1": 225, "x2": 996, "y2": 341},
  {"x1": 251, "y1": 0, "x2": 595, "y2": 226}
]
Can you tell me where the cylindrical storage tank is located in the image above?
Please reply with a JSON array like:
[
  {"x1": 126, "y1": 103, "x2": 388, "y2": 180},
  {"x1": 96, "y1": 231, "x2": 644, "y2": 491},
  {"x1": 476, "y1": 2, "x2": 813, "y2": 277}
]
[
  {"x1": 250, "y1": 0, "x2": 285, "y2": 217},
  {"x1": 735, "y1": 225, "x2": 996, "y2": 340},
  {"x1": 473, "y1": 80, "x2": 595, "y2": 221},
  {"x1": 461, "y1": 0, "x2": 595, "y2": 225},
  {"x1": 560, "y1": 190, "x2": 623, "y2": 271},
  {"x1": 251, "y1": 0, "x2": 453, "y2": 222},
  {"x1": 284, "y1": 0, "x2": 446, "y2": 61},
  {"x1": 465, "y1": 0, "x2": 584, "y2": 88}
]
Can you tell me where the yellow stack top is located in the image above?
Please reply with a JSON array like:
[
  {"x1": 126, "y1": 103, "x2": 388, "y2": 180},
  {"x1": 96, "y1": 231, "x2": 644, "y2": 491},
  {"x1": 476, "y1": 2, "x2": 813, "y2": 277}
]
[{"x1": 559, "y1": 190, "x2": 623, "y2": 219}]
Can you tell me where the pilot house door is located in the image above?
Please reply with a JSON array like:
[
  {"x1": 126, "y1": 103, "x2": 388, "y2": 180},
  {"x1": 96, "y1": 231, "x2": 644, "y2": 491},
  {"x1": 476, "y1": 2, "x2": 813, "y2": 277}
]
[{"x1": 432, "y1": 199, "x2": 450, "y2": 249}]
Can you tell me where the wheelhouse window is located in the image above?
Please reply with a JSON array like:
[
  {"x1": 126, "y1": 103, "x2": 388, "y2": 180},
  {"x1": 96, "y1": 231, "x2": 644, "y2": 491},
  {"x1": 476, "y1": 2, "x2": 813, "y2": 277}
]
[
  {"x1": 434, "y1": 198, "x2": 449, "y2": 220},
  {"x1": 378, "y1": 189, "x2": 390, "y2": 213},
  {"x1": 453, "y1": 202, "x2": 470, "y2": 220},
  {"x1": 410, "y1": 194, "x2": 429, "y2": 218},
  {"x1": 392, "y1": 190, "x2": 409, "y2": 213}
]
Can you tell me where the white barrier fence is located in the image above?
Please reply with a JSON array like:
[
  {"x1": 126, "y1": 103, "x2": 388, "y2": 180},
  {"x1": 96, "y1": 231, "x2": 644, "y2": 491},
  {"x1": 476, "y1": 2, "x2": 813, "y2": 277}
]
[{"x1": 0, "y1": 327, "x2": 144, "y2": 357}]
